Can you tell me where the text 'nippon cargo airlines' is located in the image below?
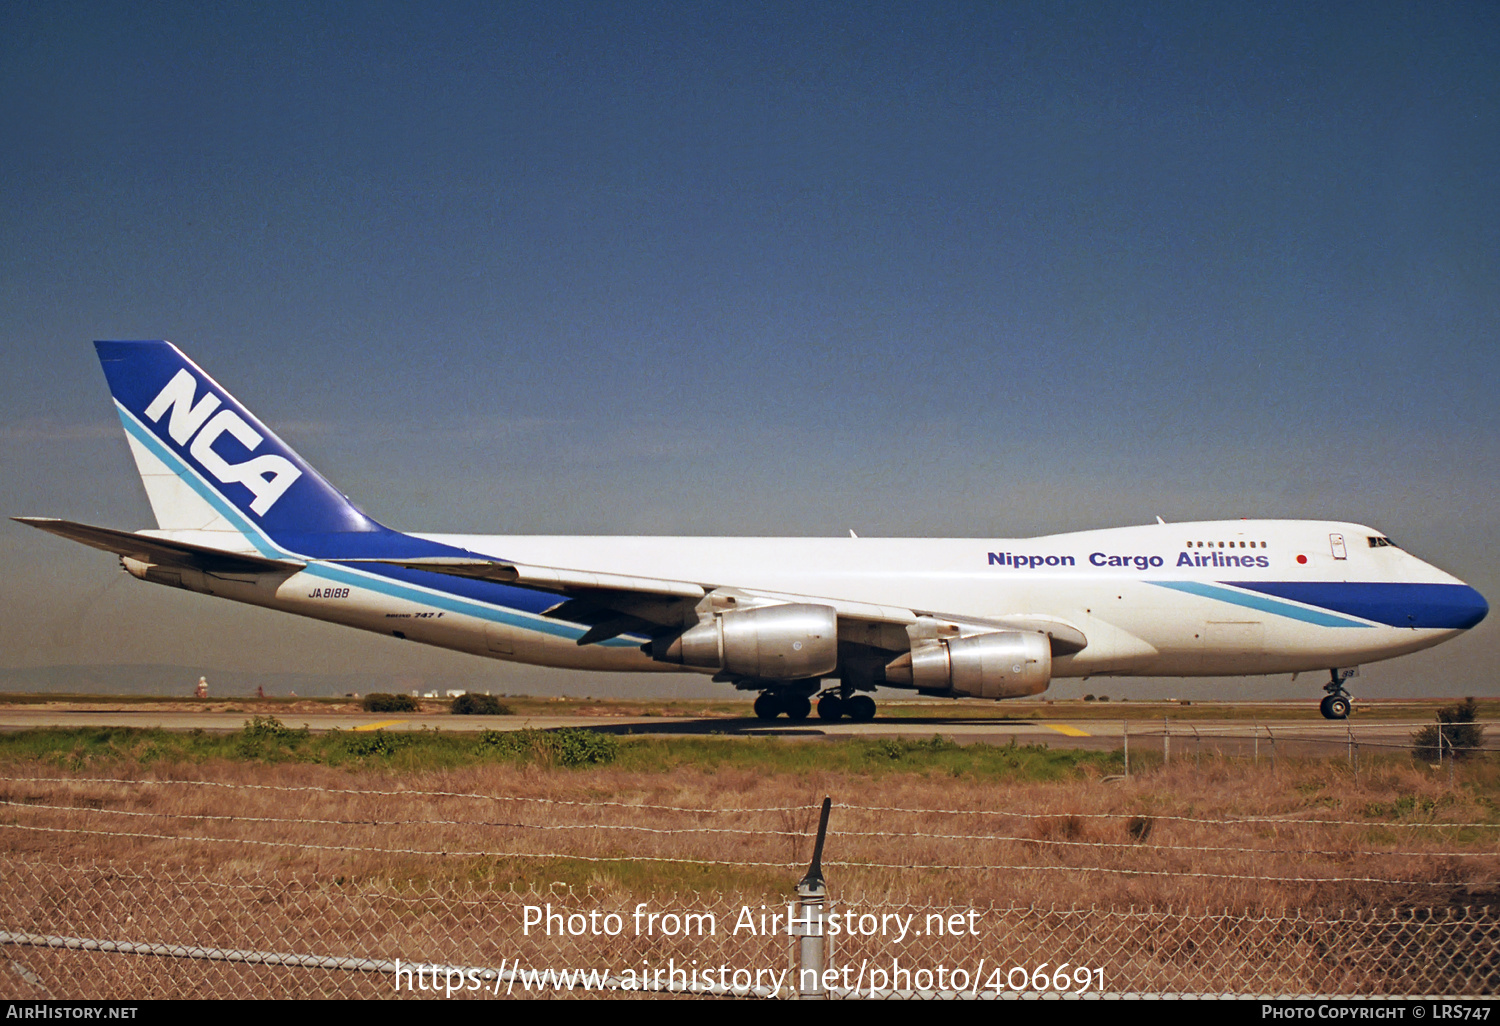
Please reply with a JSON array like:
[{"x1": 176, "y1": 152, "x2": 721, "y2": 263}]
[{"x1": 17, "y1": 342, "x2": 1489, "y2": 721}]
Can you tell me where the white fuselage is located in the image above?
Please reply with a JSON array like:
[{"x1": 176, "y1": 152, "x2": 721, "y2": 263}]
[{"x1": 171, "y1": 518, "x2": 1482, "y2": 686}]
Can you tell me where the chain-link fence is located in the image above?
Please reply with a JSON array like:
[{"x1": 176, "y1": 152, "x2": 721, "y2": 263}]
[
  {"x1": 2, "y1": 761, "x2": 1497, "y2": 999},
  {"x1": 1091, "y1": 718, "x2": 1496, "y2": 769},
  {"x1": 2, "y1": 859, "x2": 1497, "y2": 998}
]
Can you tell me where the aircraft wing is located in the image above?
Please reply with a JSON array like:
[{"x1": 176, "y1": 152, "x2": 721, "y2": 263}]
[
  {"x1": 13, "y1": 517, "x2": 305, "y2": 575},
  {"x1": 360, "y1": 556, "x2": 1086, "y2": 655},
  {"x1": 373, "y1": 556, "x2": 708, "y2": 599}
]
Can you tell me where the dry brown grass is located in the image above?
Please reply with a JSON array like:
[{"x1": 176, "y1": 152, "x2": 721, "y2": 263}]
[
  {"x1": 4, "y1": 751, "x2": 1499, "y2": 998},
  {"x1": 2, "y1": 751, "x2": 1496, "y2": 912}
]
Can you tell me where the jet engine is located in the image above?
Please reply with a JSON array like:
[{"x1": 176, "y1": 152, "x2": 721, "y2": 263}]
[
  {"x1": 649, "y1": 603, "x2": 839, "y2": 680},
  {"x1": 885, "y1": 630, "x2": 1051, "y2": 699}
]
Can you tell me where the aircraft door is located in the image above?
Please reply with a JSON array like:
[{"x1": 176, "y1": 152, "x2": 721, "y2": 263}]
[{"x1": 1199, "y1": 620, "x2": 1265, "y2": 673}]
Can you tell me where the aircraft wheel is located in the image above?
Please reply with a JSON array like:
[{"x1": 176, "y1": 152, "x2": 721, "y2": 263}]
[
  {"x1": 784, "y1": 695, "x2": 812, "y2": 722},
  {"x1": 817, "y1": 695, "x2": 845, "y2": 721},
  {"x1": 846, "y1": 695, "x2": 877, "y2": 722},
  {"x1": 1322, "y1": 694, "x2": 1351, "y2": 720},
  {"x1": 753, "y1": 692, "x2": 782, "y2": 721}
]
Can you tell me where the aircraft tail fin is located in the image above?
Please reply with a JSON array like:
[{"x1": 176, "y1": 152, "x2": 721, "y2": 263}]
[{"x1": 94, "y1": 341, "x2": 389, "y2": 556}]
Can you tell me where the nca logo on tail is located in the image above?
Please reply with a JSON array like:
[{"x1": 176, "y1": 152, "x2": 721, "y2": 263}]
[{"x1": 143, "y1": 369, "x2": 302, "y2": 515}]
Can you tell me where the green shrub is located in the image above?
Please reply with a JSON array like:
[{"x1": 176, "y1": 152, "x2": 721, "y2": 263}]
[
  {"x1": 340, "y1": 730, "x2": 411, "y2": 757},
  {"x1": 362, "y1": 693, "x2": 419, "y2": 713},
  {"x1": 236, "y1": 716, "x2": 310, "y2": 758},
  {"x1": 477, "y1": 728, "x2": 618, "y2": 766},
  {"x1": 450, "y1": 693, "x2": 512, "y2": 715},
  {"x1": 1411, "y1": 697, "x2": 1486, "y2": 762},
  {"x1": 870, "y1": 735, "x2": 960, "y2": 760}
]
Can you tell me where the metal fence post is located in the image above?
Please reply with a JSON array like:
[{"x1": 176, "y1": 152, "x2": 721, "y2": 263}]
[
  {"x1": 1123, "y1": 721, "x2": 1129, "y2": 778},
  {"x1": 1163, "y1": 717, "x2": 1170, "y2": 767},
  {"x1": 796, "y1": 798, "x2": 832, "y2": 999}
]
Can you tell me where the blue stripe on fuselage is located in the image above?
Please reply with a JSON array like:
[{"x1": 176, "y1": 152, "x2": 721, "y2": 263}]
[
  {"x1": 305, "y1": 561, "x2": 641, "y2": 647},
  {"x1": 1225, "y1": 581, "x2": 1488, "y2": 630},
  {"x1": 1149, "y1": 581, "x2": 1373, "y2": 627}
]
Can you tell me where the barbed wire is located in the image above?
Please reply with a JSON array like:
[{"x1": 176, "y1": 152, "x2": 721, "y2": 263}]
[
  {"x1": 837, "y1": 802, "x2": 1500, "y2": 830},
  {"x1": 0, "y1": 821, "x2": 802, "y2": 869},
  {"x1": 0, "y1": 798, "x2": 775, "y2": 840},
  {"x1": 0, "y1": 775, "x2": 806, "y2": 814},
  {"x1": 4, "y1": 853, "x2": 1494, "y2": 920},
  {"x1": 4, "y1": 798, "x2": 1497, "y2": 861},
  {"x1": 5, "y1": 774, "x2": 1495, "y2": 831},
  {"x1": 4, "y1": 821, "x2": 1491, "y2": 887}
]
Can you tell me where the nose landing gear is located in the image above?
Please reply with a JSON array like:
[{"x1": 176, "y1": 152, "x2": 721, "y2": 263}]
[
  {"x1": 1319, "y1": 668, "x2": 1356, "y2": 720},
  {"x1": 1319, "y1": 693, "x2": 1352, "y2": 720}
]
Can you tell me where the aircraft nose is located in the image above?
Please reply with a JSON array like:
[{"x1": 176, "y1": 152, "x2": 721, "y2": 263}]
[
  {"x1": 1367, "y1": 582, "x2": 1488, "y2": 629},
  {"x1": 1455, "y1": 584, "x2": 1488, "y2": 629},
  {"x1": 1383, "y1": 581, "x2": 1488, "y2": 629}
]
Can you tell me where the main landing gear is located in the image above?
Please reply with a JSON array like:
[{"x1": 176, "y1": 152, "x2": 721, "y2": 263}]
[
  {"x1": 753, "y1": 685, "x2": 877, "y2": 722},
  {"x1": 1319, "y1": 669, "x2": 1354, "y2": 720},
  {"x1": 753, "y1": 691, "x2": 811, "y2": 721},
  {"x1": 816, "y1": 691, "x2": 876, "y2": 722}
]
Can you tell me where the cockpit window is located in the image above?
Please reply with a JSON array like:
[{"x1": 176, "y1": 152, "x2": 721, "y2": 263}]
[{"x1": 1368, "y1": 536, "x2": 1398, "y2": 549}]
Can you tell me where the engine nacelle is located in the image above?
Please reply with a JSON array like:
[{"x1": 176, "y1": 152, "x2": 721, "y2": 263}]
[
  {"x1": 894, "y1": 630, "x2": 1052, "y2": 699},
  {"x1": 651, "y1": 603, "x2": 839, "y2": 680}
]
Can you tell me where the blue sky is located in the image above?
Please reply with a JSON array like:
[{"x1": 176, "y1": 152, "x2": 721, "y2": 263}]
[{"x1": 2, "y1": 2, "x2": 1495, "y2": 698}]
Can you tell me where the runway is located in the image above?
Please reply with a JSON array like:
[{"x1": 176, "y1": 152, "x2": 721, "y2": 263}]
[{"x1": 0, "y1": 703, "x2": 1467, "y2": 757}]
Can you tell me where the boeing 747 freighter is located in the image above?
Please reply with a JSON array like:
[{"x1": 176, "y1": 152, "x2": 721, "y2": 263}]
[{"x1": 17, "y1": 342, "x2": 1488, "y2": 721}]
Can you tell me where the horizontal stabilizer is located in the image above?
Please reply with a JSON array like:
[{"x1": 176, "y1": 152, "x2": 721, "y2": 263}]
[{"x1": 13, "y1": 517, "x2": 304, "y2": 575}]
